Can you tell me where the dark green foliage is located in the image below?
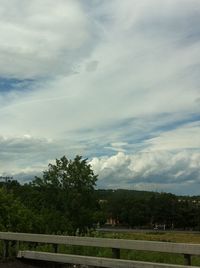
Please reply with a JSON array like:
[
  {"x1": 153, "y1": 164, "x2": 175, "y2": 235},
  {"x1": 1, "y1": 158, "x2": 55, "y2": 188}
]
[
  {"x1": 0, "y1": 155, "x2": 98, "y2": 235},
  {"x1": 0, "y1": 188, "x2": 36, "y2": 232},
  {"x1": 95, "y1": 189, "x2": 200, "y2": 230},
  {"x1": 1, "y1": 165, "x2": 200, "y2": 234},
  {"x1": 30, "y1": 155, "x2": 98, "y2": 234}
]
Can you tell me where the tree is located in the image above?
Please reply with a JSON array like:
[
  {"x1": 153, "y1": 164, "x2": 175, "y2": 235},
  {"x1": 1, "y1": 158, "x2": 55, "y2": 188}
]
[
  {"x1": 32, "y1": 155, "x2": 98, "y2": 234},
  {"x1": 0, "y1": 188, "x2": 35, "y2": 232}
]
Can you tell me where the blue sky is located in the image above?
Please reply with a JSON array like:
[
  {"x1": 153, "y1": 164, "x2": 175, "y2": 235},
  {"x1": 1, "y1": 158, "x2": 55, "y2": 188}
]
[{"x1": 0, "y1": 0, "x2": 199, "y2": 195}]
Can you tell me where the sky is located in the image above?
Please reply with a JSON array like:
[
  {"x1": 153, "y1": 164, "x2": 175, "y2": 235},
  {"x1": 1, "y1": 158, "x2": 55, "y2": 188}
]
[{"x1": 0, "y1": 0, "x2": 200, "y2": 195}]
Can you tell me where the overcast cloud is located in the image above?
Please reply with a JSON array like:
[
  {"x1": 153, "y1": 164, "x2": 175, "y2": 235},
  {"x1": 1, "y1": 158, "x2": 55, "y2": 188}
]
[{"x1": 0, "y1": 0, "x2": 199, "y2": 195}]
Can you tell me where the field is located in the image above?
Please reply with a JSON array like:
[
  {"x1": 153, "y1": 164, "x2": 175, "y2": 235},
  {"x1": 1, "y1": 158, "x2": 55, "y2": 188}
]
[{"x1": 99, "y1": 230, "x2": 200, "y2": 243}]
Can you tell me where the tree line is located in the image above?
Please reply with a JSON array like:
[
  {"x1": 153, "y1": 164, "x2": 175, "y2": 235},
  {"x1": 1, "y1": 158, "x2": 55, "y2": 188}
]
[
  {"x1": 98, "y1": 189, "x2": 200, "y2": 230},
  {"x1": 0, "y1": 155, "x2": 200, "y2": 234}
]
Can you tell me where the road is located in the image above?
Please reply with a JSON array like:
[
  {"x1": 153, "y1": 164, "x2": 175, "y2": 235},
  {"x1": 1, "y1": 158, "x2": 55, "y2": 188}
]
[{"x1": 97, "y1": 227, "x2": 200, "y2": 233}]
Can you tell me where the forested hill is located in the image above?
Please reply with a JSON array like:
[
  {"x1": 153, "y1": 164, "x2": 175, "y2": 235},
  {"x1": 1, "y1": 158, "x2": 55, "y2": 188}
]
[
  {"x1": 96, "y1": 188, "x2": 200, "y2": 203},
  {"x1": 95, "y1": 189, "x2": 200, "y2": 229},
  {"x1": 96, "y1": 188, "x2": 157, "y2": 200}
]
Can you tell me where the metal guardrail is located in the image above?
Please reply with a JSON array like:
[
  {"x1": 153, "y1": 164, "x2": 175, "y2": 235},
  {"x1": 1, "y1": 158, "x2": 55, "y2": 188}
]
[{"x1": 1, "y1": 232, "x2": 200, "y2": 267}]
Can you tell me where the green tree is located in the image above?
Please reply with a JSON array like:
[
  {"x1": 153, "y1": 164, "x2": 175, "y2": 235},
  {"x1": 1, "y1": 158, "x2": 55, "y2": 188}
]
[
  {"x1": 0, "y1": 188, "x2": 35, "y2": 232},
  {"x1": 32, "y1": 155, "x2": 98, "y2": 234}
]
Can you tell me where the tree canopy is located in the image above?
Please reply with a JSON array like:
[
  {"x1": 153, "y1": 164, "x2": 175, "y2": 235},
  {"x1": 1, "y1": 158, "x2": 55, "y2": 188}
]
[{"x1": 31, "y1": 155, "x2": 98, "y2": 234}]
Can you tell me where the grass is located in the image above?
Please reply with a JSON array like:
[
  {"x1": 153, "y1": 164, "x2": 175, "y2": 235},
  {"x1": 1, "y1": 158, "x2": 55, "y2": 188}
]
[{"x1": 98, "y1": 230, "x2": 200, "y2": 243}]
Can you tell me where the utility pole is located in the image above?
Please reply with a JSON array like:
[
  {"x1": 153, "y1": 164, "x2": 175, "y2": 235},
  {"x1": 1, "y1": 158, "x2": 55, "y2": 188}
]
[{"x1": 0, "y1": 176, "x2": 13, "y2": 183}]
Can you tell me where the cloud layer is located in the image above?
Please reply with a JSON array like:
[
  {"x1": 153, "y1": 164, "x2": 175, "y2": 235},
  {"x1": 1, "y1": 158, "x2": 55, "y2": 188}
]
[
  {"x1": 91, "y1": 150, "x2": 200, "y2": 195},
  {"x1": 0, "y1": 0, "x2": 199, "y2": 194},
  {"x1": 0, "y1": 0, "x2": 92, "y2": 78}
]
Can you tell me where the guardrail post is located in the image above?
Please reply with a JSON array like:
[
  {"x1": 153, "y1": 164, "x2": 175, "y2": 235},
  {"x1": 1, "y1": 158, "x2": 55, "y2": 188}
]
[
  {"x1": 184, "y1": 254, "x2": 191, "y2": 266},
  {"x1": 3, "y1": 240, "x2": 9, "y2": 259},
  {"x1": 53, "y1": 244, "x2": 58, "y2": 253},
  {"x1": 112, "y1": 248, "x2": 120, "y2": 259},
  {"x1": 10, "y1": 240, "x2": 17, "y2": 256}
]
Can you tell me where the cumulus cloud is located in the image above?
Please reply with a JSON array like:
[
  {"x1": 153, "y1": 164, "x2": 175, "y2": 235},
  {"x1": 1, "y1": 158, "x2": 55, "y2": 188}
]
[
  {"x1": 90, "y1": 150, "x2": 200, "y2": 195},
  {"x1": 0, "y1": 0, "x2": 199, "y2": 194}
]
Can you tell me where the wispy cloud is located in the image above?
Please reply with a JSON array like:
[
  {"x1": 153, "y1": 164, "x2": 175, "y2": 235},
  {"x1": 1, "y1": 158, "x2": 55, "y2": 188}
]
[
  {"x1": 0, "y1": 0, "x2": 199, "y2": 194},
  {"x1": 0, "y1": 0, "x2": 93, "y2": 78}
]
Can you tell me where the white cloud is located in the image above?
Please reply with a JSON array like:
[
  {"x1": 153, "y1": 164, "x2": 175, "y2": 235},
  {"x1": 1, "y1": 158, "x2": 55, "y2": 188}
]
[
  {"x1": 0, "y1": 0, "x2": 91, "y2": 78},
  {"x1": 0, "y1": 0, "x2": 199, "y2": 194},
  {"x1": 145, "y1": 122, "x2": 200, "y2": 151},
  {"x1": 90, "y1": 150, "x2": 200, "y2": 194},
  {"x1": 1, "y1": 0, "x2": 199, "y2": 135}
]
